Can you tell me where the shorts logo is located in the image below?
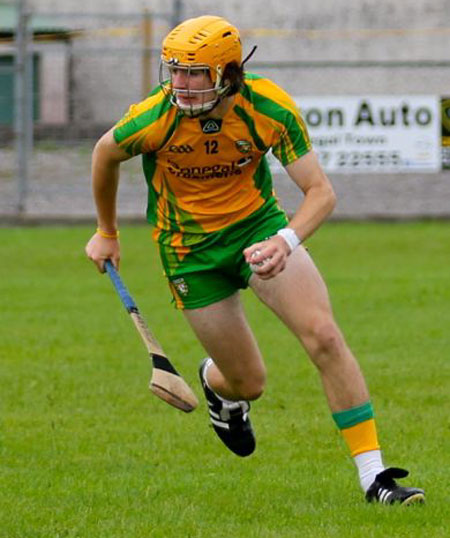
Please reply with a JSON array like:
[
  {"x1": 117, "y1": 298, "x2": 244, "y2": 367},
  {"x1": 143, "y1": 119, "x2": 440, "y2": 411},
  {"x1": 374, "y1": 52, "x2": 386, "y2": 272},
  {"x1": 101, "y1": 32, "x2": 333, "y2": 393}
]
[
  {"x1": 200, "y1": 119, "x2": 222, "y2": 134},
  {"x1": 173, "y1": 277, "x2": 189, "y2": 296},
  {"x1": 235, "y1": 140, "x2": 252, "y2": 154},
  {"x1": 168, "y1": 144, "x2": 194, "y2": 153}
]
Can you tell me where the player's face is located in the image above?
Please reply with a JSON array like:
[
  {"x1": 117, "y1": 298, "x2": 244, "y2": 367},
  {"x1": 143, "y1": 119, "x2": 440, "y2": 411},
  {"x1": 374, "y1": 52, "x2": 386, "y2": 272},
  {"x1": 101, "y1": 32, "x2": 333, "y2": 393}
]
[{"x1": 170, "y1": 66, "x2": 216, "y2": 107}]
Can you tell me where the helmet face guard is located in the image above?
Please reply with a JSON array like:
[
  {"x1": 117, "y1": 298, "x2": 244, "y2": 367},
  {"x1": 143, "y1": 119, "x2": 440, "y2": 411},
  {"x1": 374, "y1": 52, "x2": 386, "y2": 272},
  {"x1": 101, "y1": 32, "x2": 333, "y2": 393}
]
[
  {"x1": 159, "y1": 60, "x2": 229, "y2": 117},
  {"x1": 159, "y1": 16, "x2": 242, "y2": 117}
]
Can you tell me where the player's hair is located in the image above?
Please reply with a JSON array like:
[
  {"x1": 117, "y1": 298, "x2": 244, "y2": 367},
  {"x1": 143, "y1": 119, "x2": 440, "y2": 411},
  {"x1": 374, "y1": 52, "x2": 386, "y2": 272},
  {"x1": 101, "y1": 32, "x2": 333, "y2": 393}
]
[{"x1": 223, "y1": 61, "x2": 245, "y2": 96}]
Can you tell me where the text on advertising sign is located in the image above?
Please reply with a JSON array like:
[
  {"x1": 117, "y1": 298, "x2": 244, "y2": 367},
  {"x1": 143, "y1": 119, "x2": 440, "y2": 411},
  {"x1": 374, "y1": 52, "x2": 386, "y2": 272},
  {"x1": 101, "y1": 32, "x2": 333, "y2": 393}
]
[{"x1": 294, "y1": 96, "x2": 440, "y2": 173}]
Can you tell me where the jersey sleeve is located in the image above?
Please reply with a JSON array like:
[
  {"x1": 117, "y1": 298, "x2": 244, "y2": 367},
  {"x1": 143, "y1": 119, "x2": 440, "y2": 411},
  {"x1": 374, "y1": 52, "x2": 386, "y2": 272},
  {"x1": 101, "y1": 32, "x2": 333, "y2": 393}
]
[
  {"x1": 113, "y1": 89, "x2": 173, "y2": 156},
  {"x1": 113, "y1": 103, "x2": 149, "y2": 156},
  {"x1": 246, "y1": 75, "x2": 312, "y2": 166},
  {"x1": 270, "y1": 95, "x2": 312, "y2": 166}
]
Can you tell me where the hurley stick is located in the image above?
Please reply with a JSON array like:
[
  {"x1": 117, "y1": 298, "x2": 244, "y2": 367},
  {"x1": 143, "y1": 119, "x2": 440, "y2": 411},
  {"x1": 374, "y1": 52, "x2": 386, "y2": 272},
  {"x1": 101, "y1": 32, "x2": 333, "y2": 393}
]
[{"x1": 104, "y1": 260, "x2": 198, "y2": 412}]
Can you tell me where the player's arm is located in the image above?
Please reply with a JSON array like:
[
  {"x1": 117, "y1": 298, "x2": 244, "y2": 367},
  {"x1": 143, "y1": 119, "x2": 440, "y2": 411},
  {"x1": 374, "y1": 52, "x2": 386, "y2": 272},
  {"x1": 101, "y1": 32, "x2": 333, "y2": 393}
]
[
  {"x1": 244, "y1": 151, "x2": 336, "y2": 279},
  {"x1": 85, "y1": 128, "x2": 133, "y2": 272},
  {"x1": 283, "y1": 150, "x2": 336, "y2": 241}
]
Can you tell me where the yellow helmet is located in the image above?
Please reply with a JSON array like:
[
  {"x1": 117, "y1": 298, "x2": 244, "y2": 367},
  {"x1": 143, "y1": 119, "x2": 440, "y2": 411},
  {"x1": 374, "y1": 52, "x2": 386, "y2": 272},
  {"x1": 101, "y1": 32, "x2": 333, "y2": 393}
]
[
  {"x1": 162, "y1": 15, "x2": 242, "y2": 84},
  {"x1": 160, "y1": 16, "x2": 242, "y2": 116}
]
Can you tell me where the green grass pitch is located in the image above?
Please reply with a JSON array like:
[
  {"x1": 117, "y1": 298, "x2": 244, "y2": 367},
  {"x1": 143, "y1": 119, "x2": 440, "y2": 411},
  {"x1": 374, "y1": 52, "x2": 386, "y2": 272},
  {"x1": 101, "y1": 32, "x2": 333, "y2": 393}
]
[{"x1": 1, "y1": 222, "x2": 449, "y2": 537}]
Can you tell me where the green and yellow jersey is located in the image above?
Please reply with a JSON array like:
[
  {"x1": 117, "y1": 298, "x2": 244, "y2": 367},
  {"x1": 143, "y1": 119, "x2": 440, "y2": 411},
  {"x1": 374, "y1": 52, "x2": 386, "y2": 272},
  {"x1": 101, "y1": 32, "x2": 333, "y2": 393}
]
[{"x1": 113, "y1": 73, "x2": 311, "y2": 249}]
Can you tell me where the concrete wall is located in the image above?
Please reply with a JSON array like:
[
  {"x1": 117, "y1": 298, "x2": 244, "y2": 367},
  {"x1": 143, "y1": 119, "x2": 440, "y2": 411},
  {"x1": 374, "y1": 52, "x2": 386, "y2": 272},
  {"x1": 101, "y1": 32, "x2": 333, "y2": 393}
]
[
  {"x1": 39, "y1": 44, "x2": 69, "y2": 124},
  {"x1": 28, "y1": 0, "x2": 450, "y2": 98},
  {"x1": 26, "y1": 0, "x2": 450, "y2": 218}
]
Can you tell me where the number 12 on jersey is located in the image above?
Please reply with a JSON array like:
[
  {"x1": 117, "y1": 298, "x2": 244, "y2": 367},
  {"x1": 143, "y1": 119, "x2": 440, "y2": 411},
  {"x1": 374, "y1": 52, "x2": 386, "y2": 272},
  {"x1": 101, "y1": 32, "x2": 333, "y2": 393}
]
[{"x1": 204, "y1": 140, "x2": 219, "y2": 154}]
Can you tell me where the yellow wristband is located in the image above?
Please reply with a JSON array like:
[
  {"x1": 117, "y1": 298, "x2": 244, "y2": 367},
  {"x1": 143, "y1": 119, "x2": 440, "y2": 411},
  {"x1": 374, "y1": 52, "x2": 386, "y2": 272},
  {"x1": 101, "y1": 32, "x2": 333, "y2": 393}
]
[{"x1": 96, "y1": 227, "x2": 119, "y2": 239}]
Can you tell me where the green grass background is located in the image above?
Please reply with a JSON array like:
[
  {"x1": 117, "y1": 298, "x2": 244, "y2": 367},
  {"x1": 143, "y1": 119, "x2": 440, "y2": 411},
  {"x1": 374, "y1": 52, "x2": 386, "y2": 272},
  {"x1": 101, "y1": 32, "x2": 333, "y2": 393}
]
[{"x1": 1, "y1": 222, "x2": 449, "y2": 537}]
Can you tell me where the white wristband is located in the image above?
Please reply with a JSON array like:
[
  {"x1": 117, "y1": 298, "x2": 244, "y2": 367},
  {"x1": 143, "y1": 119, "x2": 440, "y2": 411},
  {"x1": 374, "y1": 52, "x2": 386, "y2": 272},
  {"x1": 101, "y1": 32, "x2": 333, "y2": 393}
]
[{"x1": 277, "y1": 228, "x2": 301, "y2": 253}]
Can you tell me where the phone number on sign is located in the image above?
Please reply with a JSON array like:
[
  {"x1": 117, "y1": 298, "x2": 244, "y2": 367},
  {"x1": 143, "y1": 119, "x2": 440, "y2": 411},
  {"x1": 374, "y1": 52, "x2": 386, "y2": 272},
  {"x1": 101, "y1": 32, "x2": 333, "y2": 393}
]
[{"x1": 317, "y1": 150, "x2": 402, "y2": 168}]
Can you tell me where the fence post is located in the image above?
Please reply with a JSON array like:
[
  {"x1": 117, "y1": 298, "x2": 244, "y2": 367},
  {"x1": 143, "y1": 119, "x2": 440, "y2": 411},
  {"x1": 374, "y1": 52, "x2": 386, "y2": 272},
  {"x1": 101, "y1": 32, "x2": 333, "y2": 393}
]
[{"x1": 14, "y1": 0, "x2": 33, "y2": 215}]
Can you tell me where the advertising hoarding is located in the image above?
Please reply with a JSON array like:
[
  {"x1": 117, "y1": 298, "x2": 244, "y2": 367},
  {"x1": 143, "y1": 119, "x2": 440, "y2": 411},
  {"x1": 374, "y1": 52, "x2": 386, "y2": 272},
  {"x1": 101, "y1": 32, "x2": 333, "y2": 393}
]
[{"x1": 271, "y1": 96, "x2": 441, "y2": 174}]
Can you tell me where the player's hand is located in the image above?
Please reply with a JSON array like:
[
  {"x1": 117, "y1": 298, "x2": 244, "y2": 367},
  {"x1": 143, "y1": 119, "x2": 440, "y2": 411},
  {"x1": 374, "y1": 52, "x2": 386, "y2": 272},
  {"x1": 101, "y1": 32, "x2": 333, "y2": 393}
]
[
  {"x1": 243, "y1": 235, "x2": 291, "y2": 280},
  {"x1": 85, "y1": 232, "x2": 120, "y2": 273}
]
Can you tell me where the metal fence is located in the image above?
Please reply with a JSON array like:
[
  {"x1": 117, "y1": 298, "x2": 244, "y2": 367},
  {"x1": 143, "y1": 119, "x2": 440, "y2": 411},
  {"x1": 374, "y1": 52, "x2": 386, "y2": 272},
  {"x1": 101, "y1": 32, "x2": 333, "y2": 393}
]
[
  {"x1": 1, "y1": 2, "x2": 450, "y2": 221},
  {"x1": 0, "y1": 1, "x2": 182, "y2": 219}
]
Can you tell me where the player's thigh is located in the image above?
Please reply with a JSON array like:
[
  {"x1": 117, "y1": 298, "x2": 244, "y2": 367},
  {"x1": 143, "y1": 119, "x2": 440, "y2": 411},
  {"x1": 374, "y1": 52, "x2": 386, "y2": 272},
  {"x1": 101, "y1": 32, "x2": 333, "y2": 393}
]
[
  {"x1": 183, "y1": 292, "x2": 266, "y2": 387},
  {"x1": 250, "y1": 246, "x2": 338, "y2": 344}
]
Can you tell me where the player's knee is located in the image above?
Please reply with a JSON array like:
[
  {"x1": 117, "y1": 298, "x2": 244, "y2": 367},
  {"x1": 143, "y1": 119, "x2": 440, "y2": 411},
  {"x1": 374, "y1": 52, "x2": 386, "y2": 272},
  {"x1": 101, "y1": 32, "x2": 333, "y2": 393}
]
[{"x1": 304, "y1": 320, "x2": 346, "y2": 369}]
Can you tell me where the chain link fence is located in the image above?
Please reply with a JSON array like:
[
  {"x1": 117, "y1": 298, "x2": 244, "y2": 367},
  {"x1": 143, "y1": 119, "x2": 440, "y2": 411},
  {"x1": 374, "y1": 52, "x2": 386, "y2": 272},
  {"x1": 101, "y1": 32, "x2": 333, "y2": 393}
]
[
  {"x1": 0, "y1": 2, "x2": 180, "y2": 220},
  {"x1": 1, "y1": 2, "x2": 450, "y2": 221}
]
